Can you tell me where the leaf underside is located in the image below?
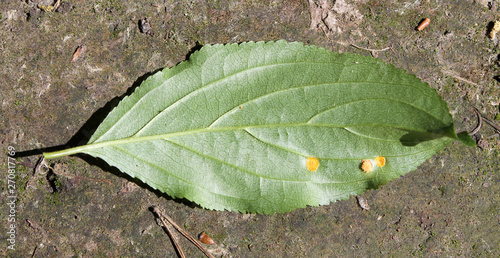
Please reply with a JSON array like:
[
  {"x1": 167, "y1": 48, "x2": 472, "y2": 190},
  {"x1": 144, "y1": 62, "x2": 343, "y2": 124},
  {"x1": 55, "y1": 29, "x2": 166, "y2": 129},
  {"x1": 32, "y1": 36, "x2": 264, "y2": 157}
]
[{"x1": 46, "y1": 41, "x2": 470, "y2": 214}]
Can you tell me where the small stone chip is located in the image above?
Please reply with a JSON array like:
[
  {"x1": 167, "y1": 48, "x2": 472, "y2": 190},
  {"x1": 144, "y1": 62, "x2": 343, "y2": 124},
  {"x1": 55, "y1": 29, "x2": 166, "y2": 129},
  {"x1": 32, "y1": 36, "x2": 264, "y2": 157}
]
[
  {"x1": 139, "y1": 18, "x2": 154, "y2": 36},
  {"x1": 489, "y1": 20, "x2": 500, "y2": 39},
  {"x1": 357, "y1": 196, "x2": 370, "y2": 210}
]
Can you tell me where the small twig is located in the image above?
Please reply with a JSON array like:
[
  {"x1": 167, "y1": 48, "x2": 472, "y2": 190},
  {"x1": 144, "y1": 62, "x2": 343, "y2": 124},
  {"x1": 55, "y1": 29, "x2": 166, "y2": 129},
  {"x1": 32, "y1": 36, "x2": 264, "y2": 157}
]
[
  {"x1": 26, "y1": 219, "x2": 44, "y2": 231},
  {"x1": 31, "y1": 246, "x2": 37, "y2": 258},
  {"x1": 442, "y1": 70, "x2": 480, "y2": 87},
  {"x1": 470, "y1": 108, "x2": 483, "y2": 135},
  {"x1": 350, "y1": 44, "x2": 390, "y2": 57},
  {"x1": 156, "y1": 212, "x2": 186, "y2": 258},
  {"x1": 482, "y1": 116, "x2": 500, "y2": 134},
  {"x1": 71, "y1": 45, "x2": 84, "y2": 62},
  {"x1": 350, "y1": 44, "x2": 390, "y2": 52},
  {"x1": 470, "y1": 108, "x2": 500, "y2": 135},
  {"x1": 54, "y1": 0, "x2": 61, "y2": 10},
  {"x1": 153, "y1": 207, "x2": 215, "y2": 258}
]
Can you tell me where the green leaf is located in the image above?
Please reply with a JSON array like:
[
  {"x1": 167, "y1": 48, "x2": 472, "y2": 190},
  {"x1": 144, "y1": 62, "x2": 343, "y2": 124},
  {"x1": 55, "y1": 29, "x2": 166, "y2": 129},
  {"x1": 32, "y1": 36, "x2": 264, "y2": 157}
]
[{"x1": 43, "y1": 41, "x2": 473, "y2": 214}]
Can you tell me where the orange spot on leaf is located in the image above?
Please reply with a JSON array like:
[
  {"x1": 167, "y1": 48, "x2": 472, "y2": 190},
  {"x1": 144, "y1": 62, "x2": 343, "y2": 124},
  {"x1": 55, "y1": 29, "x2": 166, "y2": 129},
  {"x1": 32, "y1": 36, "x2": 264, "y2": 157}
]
[
  {"x1": 306, "y1": 157, "x2": 319, "y2": 172},
  {"x1": 361, "y1": 159, "x2": 373, "y2": 173},
  {"x1": 375, "y1": 156, "x2": 386, "y2": 167}
]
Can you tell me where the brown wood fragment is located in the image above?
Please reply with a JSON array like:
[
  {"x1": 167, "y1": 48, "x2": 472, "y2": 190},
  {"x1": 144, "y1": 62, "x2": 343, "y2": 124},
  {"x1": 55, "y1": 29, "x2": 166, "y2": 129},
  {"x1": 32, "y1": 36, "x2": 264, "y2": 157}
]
[
  {"x1": 417, "y1": 18, "x2": 431, "y2": 31},
  {"x1": 71, "y1": 45, "x2": 83, "y2": 62},
  {"x1": 199, "y1": 232, "x2": 216, "y2": 245}
]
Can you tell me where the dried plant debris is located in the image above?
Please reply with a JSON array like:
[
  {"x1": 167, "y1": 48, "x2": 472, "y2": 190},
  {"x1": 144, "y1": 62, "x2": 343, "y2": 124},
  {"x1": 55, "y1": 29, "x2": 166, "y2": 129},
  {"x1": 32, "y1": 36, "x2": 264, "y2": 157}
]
[
  {"x1": 198, "y1": 232, "x2": 216, "y2": 245},
  {"x1": 153, "y1": 207, "x2": 215, "y2": 258},
  {"x1": 37, "y1": 0, "x2": 61, "y2": 12},
  {"x1": 71, "y1": 45, "x2": 84, "y2": 62},
  {"x1": 308, "y1": 0, "x2": 363, "y2": 36},
  {"x1": 139, "y1": 18, "x2": 154, "y2": 36},
  {"x1": 357, "y1": 196, "x2": 370, "y2": 210}
]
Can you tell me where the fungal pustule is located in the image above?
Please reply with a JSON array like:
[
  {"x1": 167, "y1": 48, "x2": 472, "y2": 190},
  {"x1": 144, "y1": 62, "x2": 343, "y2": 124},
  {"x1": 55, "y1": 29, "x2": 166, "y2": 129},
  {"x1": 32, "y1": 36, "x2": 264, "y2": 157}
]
[
  {"x1": 375, "y1": 156, "x2": 386, "y2": 167},
  {"x1": 306, "y1": 157, "x2": 319, "y2": 172},
  {"x1": 361, "y1": 159, "x2": 374, "y2": 173}
]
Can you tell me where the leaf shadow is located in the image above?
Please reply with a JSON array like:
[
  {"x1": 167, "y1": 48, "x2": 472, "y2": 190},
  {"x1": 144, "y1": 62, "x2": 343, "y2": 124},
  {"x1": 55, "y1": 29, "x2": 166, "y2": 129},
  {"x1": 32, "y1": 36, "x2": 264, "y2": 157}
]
[
  {"x1": 185, "y1": 41, "x2": 203, "y2": 59},
  {"x1": 77, "y1": 153, "x2": 201, "y2": 209},
  {"x1": 18, "y1": 64, "x2": 203, "y2": 209},
  {"x1": 15, "y1": 69, "x2": 159, "y2": 157},
  {"x1": 17, "y1": 43, "x2": 204, "y2": 158},
  {"x1": 399, "y1": 126, "x2": 454, "y2": 146}
]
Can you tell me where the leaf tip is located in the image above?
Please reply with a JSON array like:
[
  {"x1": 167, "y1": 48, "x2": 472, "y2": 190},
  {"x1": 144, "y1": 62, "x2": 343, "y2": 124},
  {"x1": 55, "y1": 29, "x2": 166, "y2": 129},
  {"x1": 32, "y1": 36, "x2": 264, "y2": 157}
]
[{"x1": 456, "y1": 131, "x2": 476, "y2": 146}]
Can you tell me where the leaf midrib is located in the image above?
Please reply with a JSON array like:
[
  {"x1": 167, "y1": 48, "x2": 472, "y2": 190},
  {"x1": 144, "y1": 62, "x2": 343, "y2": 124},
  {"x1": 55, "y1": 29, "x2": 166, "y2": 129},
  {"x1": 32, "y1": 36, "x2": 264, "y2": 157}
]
[{"x1": 46, "y1": 123, "x2": 447, "y2": 159}]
